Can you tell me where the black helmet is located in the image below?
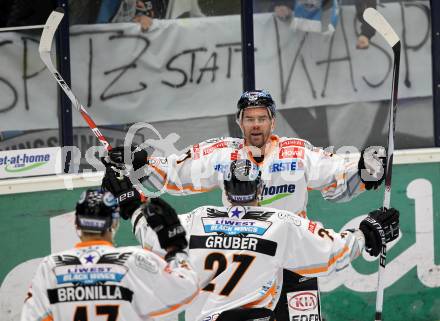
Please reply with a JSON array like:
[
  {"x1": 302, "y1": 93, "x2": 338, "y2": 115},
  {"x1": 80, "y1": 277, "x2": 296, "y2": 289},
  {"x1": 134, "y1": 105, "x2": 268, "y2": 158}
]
[
  {"x1": 224, "y1": 159, "x2": 261, "y2": 204},
  {"x1": 75, "y1": 189, "x2": 119, "y2": 233},
  {"x1": 236, "y1": 89, "x2": 276, "y2": 120}
]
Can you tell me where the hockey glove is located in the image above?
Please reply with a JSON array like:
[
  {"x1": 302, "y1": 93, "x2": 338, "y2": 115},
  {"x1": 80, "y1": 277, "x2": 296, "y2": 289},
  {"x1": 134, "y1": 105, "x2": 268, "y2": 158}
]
[
  {"x1": 143, "y1": 198, "x2": 188, "y2": 256},
  {"x1": 358, "y1": 146, "x2": 387, "y2": 190},
  {"x1": 359, "y1": 207, "x2": 399, "y2": 257},
  {"x1": 101, "y1": 167, "x2": 145, "y2": 220},
  {"x1": 101, "y1": 145, "x2": 148, "y2": 171}
]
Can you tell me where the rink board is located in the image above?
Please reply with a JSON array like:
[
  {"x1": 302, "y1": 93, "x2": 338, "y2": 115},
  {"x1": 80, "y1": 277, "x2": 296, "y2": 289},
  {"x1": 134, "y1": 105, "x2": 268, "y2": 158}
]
[{"x1": 0, "y1": 150, "x2": 439, "y2": 321}]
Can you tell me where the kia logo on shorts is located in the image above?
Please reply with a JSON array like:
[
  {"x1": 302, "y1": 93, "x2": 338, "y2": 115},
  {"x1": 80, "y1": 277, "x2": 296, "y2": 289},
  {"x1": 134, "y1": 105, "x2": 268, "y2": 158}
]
[{"x1": 288, "y1": 292, "x2": 318, "y2": 311}]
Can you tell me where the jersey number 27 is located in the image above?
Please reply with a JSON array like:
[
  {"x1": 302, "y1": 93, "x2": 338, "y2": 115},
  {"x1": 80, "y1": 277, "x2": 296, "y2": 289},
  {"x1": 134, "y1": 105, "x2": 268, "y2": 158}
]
[{"x1": 203, "y1": 253, "x2": 255, "y2": 296}]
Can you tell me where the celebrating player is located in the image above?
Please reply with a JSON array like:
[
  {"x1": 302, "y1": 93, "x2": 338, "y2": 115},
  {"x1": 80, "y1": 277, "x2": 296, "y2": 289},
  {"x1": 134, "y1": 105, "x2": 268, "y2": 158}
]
[
  {"x1": 122, "y1": 159, "x2": 399, "y2": 321},
  {"x1": 101, "y1": 89, "x2": 387, "y2": 321},
  {"x1": 20, "y1": 188, "x2": 197, "y2": 321}
]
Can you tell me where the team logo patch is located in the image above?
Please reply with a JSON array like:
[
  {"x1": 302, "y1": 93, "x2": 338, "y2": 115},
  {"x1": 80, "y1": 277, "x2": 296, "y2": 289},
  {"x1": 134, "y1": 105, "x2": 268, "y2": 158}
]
[
  {"x1": 228, "y1": 206, "x2": 247, "y2": 219},
  {"x1": 54, "y1": 264, "x2": 128, "y2": 285},
  {"x1": 134, "y1": 253, "x2": 159, "y2": 273},
  {"x1": 277, "y1": 212, "x2": 302, "y2": 226},
  {"x1": 202, "y1": 216, "x2": 271, "y2": 236}
]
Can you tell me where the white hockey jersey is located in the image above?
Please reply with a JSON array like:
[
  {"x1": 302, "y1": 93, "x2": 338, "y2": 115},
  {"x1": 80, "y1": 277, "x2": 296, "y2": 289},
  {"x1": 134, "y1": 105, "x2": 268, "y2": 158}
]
[
  {"x1": 144, "y1": 135, "x2": 364, "y2": 217},
  {"x1": 131, "y1": 204, "x2": 366, "y2": 321},
  {"x1": 20, "y1": 240, "x2": 198, "y2": 321}
]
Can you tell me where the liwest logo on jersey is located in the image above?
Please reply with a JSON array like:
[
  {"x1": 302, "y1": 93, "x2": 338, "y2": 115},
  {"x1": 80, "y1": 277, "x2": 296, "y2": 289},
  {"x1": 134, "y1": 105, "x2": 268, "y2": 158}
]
[
  {"x1": 54, "y1": 265, "x2": 128, "y2": 285},
  {"x1": 202, "y1": 217, "x2": 271, "y2": 236}
]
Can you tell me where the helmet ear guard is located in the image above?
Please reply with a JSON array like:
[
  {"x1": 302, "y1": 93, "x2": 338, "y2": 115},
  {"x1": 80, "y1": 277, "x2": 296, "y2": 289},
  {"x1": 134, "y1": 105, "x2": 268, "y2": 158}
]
[
  {"x1": 224, "y1": 160, "x2": 261, "y2": 204},
  {"x1": 75, "y1": 189, "x2": 119, "y2": 233}
]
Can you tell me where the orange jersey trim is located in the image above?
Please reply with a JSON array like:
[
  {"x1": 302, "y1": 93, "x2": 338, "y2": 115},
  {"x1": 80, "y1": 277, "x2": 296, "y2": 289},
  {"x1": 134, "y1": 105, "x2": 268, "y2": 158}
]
[
  {"x1": 42, "y1": 314, "x2": 53, "y2": 321},
  {"x1": 149, "y1": 164, "x2": 213, "y2": 193},
  {"x1": 149, "y1": 290, "x2": 199, "y2": 317},
  {"x1": 75, "y1": 240, "x2": 114, "y2": 248},
  {"x1": 292, "y1": 245, "x2": 350, "y2": 275},
  {"x1": 246, "y1": 135, "x2": 279, "y2": 166},
  {"x1": 242, "y1": 283, "x2": 277, "y2": 308}
]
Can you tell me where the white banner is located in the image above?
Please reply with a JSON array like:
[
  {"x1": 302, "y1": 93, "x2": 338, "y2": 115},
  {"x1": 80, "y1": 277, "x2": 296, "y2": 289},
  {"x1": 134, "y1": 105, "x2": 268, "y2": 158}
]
[
  {"x1": 0, "y1": 2, "x2": 431, "y2": 131},
  {"x1": 0, "y1": 147, "x2": 62, "y2": 178}
]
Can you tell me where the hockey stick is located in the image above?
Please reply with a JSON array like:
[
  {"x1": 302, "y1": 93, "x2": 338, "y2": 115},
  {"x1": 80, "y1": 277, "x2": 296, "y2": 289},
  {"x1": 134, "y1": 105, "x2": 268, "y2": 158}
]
[
  {"x1": 363, "y1": 8, "x2": 400, "y2": 321},
  {"x1": 39, "y1": 8, "x2": 148, "y2": 199},
  {"x1": 39, "y1": 8, "x2": 111, "y2": 151}
]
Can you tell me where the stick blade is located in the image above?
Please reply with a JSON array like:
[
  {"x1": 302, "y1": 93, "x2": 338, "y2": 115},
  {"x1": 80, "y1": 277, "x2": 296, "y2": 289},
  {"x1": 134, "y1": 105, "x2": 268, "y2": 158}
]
[
  {"x1": 39, "y1": 8, "x2": 65, "y2": 53},
  {"x1": 363, "y1": 8, "x2": 400, "y2": 47}
]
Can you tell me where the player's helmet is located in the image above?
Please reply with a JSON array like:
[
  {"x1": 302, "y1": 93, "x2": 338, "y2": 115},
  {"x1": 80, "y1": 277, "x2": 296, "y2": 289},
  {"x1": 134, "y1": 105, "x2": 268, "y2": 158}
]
[
  {"x1": 236, "y1": 89, "x2": 276, "y2": 120},
  {"x1": 224, "y1": 159, "x2": 261, "y2": 204},
  {"x1": 75, "y1": 189, "x2": 119, "y2": 233}
]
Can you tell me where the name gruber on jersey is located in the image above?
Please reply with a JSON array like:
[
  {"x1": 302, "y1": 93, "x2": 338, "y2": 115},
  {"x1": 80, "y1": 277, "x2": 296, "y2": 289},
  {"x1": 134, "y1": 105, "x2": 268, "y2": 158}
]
[
  {"x1": 189, "y1": 235, "x2": 277, "y2": 256},
  {"x1": 47, "y1": 284, "x2": 133, "y2": 304}
]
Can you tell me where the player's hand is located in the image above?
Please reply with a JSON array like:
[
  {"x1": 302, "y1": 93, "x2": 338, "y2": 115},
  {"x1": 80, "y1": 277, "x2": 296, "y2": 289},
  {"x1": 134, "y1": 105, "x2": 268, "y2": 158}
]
[
  {"x1": 102, "y1": 168, "x2": 145, "y2": 220},
  {"x1": 101, "y1": 145, "x2": 148, "y2": 171},
  {"x1": 358, "y1": 146, "x2": 387, "y2": 190},
  {"x1": 359, "y1": 207, "x2": 399, "y2": 256},
  {"x1": 143, "y1": 198, "x2": 188, "y2": 259}
]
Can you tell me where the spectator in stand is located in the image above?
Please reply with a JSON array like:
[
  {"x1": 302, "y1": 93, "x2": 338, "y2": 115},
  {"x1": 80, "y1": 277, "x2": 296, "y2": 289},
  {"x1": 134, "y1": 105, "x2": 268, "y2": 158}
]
[
  {"x1": 6, "y1": 0, "x2": 55, "y2": 27},
  {"x1": 95, "y1": 0, "x2": 165, "y2": 31},
  {"x1": 0, "y1": 0, "x2": 14, "y2": 28},
  {"x1": 355, "y1": 0, "x2": 377, "y2": 49}
]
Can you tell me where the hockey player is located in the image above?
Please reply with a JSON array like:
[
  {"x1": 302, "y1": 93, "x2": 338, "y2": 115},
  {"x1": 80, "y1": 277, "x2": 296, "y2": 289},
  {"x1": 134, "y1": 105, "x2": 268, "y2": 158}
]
[
  {"x1": 101, "y1": 89, "x2": 387, "y2": 321},
  {"x1": 20, "y1": 188, "x2": 198, "y2": 321},
  {"x1": 120, "y1": 159, "x2": 399, "y2": 321}
]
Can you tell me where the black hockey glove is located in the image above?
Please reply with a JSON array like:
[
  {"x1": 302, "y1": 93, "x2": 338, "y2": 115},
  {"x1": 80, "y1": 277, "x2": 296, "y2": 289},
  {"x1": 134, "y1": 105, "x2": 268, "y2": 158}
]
[
  {"x1": 358, "y1": 146, "x2": 387, "y2": 190},
  {"x1": 143, "y1": 198, "x2": 188, "y2": 258},
  {"x1": 101, "y1": 167, "x2": 145, "y2": 220},
  {"x1": 359, "y1": 207, "x2": 399, "y2": 257},
  {"x1": 101, "y1": 145, "x2": 148, "y2": 171}
]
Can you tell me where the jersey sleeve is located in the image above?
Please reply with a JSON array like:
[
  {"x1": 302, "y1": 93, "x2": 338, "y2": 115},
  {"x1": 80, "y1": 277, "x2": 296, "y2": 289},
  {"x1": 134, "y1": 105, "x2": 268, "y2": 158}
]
[
  {"x1": 20, "y1": 259, "x2": 53, "y2": 321},
  {"x1": 129, "y1": 249, "x2": 199, "y2": 318},
  {"x1": 144, "y1": 139, "x2": 231, "y2": 196},
  {"x1": 304, "y1": 142, "x2": 365, "y2": 202},
  {"x1": 281, "y1": 216, "x2": 365, "y2": 277}
]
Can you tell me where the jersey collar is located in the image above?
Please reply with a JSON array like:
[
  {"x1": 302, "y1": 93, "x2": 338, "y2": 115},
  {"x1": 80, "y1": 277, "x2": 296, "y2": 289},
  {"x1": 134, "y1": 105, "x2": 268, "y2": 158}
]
[
  {"x1": 245, "y1": 135, "x2": 279, "y2": 165},
  {"x1": 75, "y1": 240, "x2": 114, "y2": 248}
]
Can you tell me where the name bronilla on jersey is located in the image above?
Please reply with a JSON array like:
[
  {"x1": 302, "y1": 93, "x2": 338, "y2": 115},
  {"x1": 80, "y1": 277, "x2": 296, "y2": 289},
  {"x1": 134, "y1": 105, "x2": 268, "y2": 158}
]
[{"x1": 48, "y1": 284, "x2": 133, "y2": 303}]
